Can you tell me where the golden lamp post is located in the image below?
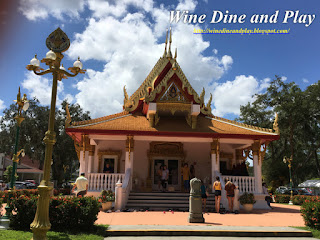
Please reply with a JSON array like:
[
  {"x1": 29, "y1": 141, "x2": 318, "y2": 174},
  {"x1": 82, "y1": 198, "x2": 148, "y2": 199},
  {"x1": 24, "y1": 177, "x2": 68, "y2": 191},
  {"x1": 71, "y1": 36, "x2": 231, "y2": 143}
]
[
  {"x1": 2, "y1": 88, "x2": 28, "y2": 219},
  {"x1": 283, "y1": 156, "x2": 293, "y2": 205},
  {"x1": 26, "y1": 27, "x2": 85, "y2": 240}
]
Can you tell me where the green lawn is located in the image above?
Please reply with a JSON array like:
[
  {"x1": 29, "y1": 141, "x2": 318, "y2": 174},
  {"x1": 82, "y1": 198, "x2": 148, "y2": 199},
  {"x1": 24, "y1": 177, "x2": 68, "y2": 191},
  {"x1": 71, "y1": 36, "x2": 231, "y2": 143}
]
[
  {"x1": 294, "y1": 226, "x2": 320, "y2": 239},
  {"x1": 0, "y1": 225, "x2": 109, "y2": 240}
]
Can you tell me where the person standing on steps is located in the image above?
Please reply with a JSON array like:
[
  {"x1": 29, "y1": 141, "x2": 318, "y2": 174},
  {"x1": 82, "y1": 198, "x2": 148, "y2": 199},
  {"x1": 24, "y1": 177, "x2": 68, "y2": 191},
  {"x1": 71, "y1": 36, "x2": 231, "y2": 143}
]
[
  {"x1": 182, "y1": 163, "x2": 190, "y2": 192},
  {"x1": 201, "y1": 179, "x2": 208, "y2": 212},
  {"x1": 161, "y1": 165, "x2": 169, "y2": 192},
  {"x1": 190, "y1": 164, "x2": 195, "y2": 179},
  {"x1": 157, "y1": 165, "x2": 163, "y2": 191},
  {"x1": 225, "y1": 178, "x2": 237, "y2": 213},
  {"x1": 213, "y1": 176, "x2": 222, "y2": 213}
]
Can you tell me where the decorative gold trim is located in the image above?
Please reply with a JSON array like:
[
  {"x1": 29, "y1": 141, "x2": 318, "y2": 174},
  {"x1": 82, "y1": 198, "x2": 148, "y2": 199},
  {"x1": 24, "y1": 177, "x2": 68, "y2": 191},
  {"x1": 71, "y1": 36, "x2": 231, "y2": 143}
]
[
  {"x1": 211, "y1": 138, "x2": 220, "y2": 163},
  {"x1": 65, "y1": 103, "x2": 72, "y2": 128},
  {"x1": 98, "y1": 150, "x2": 122, "y2": 173},
  {"x1": 147, "y1": 141, "x2": 185, "y2": 179},
  {"x1": 157, "y1": 102, "x2": 191, "y2": 115},
  {"x1": 125, "y1": 135, "x2": 134, "y2": 152},
  {"x1": 273, "y1": 113, "x2": 279, "y2": 134},
  {"x1": 251, "y1": 140, "x2": 260, "y2": 156}
]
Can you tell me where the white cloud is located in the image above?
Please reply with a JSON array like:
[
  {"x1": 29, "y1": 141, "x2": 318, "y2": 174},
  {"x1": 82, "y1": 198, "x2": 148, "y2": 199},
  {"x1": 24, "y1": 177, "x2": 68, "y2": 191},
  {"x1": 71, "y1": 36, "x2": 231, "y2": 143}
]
[
  {"x1": 21, "y1": 72, "x2": 68, "y2": 107},
  {"x1": 88, "y1": 0, "x2": 153, "y2": 19},
  {"x1": 19, "y1": 0, "x2": 86, "y2": 21},
  {"x1": 303, "y1": 78, "x2": 309, "y2": 83},
  {"x1": 221, "y1": 55, "x2": 233, "y2": 70},
  {"x1": 0, "y1": 99, "x2": 5, "y2": 112},
  {"x1": 281, "y1": 76, "x2": 287, "y2": 81},
  {"x1": 212, "y1": 75, "x2": 269, "y2": 116},
  {"x1": 212, "y1": 49, "x2": 218, "y2": 54},
  {"x1": 67, "y1": 0, "x2": 233, "y2": 118}
]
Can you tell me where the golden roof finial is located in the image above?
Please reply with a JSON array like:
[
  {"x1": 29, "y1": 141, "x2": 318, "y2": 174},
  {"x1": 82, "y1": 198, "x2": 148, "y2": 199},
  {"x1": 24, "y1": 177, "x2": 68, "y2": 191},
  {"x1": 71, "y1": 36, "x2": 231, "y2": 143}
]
[
  {"x1": 163, "y1": 29, "x2": 168, "y2": 58},
  {"x1": 65, "y1": 103, "x2": 72, "y2": 128},
  {"x1": 172, "y1": 48, "x2": 178, "y2": 70},
  {"x1": 273, "y1": 112, "x2": 279, "y2": 134},
  {"x1": 200, "y1": 87, "x2": 205, "y2": 104},
  {"x1": 166, "y1": 27, "x2": 172, "y2": 59}
]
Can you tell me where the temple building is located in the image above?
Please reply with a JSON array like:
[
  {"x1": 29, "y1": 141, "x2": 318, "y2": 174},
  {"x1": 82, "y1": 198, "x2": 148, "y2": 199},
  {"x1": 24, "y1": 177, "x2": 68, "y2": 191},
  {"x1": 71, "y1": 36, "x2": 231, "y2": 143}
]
[{"x1": 66, "y1": 29, "x2": 279, "y2": 209}]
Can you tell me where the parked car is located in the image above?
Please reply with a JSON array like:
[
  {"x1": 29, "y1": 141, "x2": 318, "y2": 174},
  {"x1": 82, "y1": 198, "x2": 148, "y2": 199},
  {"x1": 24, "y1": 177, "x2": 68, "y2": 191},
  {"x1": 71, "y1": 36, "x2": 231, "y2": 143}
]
[
  {"x1": 275, "y1": 186, "x2": 298, "y2": 195},
  {"x1": 298, "y1": 188, "x2": 313, "y2": 196},
  {"x1": 275, "y1": 186, "x2": 288, "y2": 194}
]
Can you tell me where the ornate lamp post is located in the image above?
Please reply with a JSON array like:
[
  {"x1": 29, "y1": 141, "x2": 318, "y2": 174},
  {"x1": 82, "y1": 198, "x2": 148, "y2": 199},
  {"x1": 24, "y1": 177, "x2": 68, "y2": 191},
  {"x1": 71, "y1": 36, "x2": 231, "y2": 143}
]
[
  {"x1": 26, "y1": 27, "x2": 85, "y2": 240},
  {"x1": 283, "y1": 156, "x2": 293, "y2": 205},
  {"x1": 2, "y1": 88, "x2": 28, "y2": 219}
]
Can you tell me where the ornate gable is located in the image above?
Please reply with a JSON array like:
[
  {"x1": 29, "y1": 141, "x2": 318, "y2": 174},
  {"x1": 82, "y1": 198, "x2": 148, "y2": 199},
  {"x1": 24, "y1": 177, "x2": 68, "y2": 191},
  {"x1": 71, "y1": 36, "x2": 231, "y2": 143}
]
[{"x1": 123, "y1": 28, "x2": 214, "y2": 129}]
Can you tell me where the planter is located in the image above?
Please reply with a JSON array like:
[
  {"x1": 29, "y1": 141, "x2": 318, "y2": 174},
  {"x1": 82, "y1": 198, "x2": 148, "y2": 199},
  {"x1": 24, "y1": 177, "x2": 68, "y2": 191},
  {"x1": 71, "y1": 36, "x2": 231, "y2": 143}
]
[
  {"x1": 101, "y1": 202, "x2": 112, "y2": 211},
  {"x1": 242, "y1": 203, "x2": 254, "y2": 213}
]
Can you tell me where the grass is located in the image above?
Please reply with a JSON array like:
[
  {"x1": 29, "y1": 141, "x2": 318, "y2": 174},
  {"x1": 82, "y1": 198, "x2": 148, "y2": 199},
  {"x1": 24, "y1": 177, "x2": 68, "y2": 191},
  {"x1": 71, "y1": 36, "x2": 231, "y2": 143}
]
[
  {"x1": 0, "y1": 225, "x2": 109, "y2": 240},
  {"x1": 293, "y1": 226, "x2": 320, "y2": 239}
]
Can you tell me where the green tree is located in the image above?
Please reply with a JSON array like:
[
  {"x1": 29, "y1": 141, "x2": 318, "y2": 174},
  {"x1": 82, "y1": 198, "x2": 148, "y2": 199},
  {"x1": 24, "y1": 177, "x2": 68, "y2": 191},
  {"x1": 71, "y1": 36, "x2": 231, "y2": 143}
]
[
  {"x1": 0, "y1": 98, "x2": 90, "y2": 187},
  {"x1": 238, "y1": 76, "x2": 320, "y2": 188},
  {"x1": 3, "y1": 165, "x2": 18, "y2": 183}
]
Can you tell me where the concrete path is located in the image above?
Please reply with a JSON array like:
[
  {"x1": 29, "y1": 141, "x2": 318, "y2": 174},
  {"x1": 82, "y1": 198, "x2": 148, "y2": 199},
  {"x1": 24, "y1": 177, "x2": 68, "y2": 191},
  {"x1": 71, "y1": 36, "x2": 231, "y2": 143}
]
[{"x1": 96, "y1": 203, "x2": 304, "y2": 227}]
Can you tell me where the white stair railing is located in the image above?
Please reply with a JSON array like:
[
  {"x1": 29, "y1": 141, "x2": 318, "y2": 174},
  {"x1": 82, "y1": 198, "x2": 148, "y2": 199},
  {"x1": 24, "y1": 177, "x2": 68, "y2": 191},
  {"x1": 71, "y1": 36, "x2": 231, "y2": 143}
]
[
  {"x1": 221, "y1": 175, "x2": 256, "y2": 193},
  {"x1": 115, "y1": 168, "x2": 132, "y2": 211},
  {"x1": 88, "y1": 173, "x2": 125, "y2": 191}
]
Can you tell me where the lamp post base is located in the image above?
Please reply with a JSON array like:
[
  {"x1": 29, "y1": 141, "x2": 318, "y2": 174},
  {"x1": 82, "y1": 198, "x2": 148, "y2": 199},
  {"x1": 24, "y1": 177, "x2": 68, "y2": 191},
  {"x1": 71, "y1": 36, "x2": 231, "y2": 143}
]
[{"x1": 30, "y1": 184, "x2": 52, "y2": 240}]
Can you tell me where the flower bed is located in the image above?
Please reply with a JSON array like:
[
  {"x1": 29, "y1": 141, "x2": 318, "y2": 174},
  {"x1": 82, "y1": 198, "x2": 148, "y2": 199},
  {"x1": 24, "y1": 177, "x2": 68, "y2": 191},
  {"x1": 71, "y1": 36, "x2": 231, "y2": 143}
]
[
  {"x1": 301, "y1": 200, "x2": 320, "y2": 229},
  {"x1": 273, "y1": 194, "x2": 291, "y2": 203},
  {"x1": 8, "y1": 195, "x2": 100, "y2": 232},
  {"x1": 273, "y1": 194, "x2": 320, "y2": 205}
]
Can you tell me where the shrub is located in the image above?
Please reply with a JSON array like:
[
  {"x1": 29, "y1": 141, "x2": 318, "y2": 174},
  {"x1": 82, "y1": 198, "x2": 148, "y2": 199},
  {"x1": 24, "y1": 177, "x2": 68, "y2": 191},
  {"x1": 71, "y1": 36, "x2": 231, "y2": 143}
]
[
  {"x1": 9, "y1": 195, "x2": 100, "y2": 232},
  {"x1": 98, "y1": 190, "x2": 115, "y2": 203},
  {"x1": 273, "y1": 194, "x2": 291, "y2": 203},
  {"x1": 0, "y1": 189, "x2": 39, "y2": 203},
  {"x1": 301, "y1": 200, "x2": 320, "y2": 229},
  {"x1": 239, "y1": 192, "x2": 256, "y2": 205}
]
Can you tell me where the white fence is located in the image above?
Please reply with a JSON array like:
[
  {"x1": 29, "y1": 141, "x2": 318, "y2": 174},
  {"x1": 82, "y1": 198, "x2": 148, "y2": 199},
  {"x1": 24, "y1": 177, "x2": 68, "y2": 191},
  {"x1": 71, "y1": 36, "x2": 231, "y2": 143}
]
[
  {"x1": 88, "y1": 173, "x2": 125, "y2": 191},
  {"x1": 221, "y1": 175, "x2": 256, "y2": 193}
]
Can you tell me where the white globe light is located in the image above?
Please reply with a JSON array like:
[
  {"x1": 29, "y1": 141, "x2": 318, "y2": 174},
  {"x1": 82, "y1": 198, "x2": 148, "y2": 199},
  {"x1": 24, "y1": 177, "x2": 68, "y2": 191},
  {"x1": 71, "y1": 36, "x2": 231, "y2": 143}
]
[
  {"x1": 46, "y1": 50, "x2": 56, "y2": 60},
  {"x1": 73, "y1": 57, "x2": 83, "y2": 69},
  {"x1": 23, "y1": 102, "x2": 29, "y2": 111},
  {"x1": 30, "y1": 55, "x2": 40, "y2": 67}
]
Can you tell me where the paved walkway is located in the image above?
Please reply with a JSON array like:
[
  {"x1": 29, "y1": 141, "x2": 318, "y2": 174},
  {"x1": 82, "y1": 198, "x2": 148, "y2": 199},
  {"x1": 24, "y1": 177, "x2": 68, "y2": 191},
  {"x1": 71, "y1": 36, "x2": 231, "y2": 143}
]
[{"x1": 96, "y1": 203, "x2": 304, "y2": 227}]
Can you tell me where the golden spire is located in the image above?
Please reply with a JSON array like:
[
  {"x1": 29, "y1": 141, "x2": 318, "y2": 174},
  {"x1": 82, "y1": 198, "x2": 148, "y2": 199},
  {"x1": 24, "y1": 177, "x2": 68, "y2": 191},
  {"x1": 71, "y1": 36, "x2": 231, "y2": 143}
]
[
  {"x1": 163, "y1": 29, "x2": 168, "y2": 58},
  {"x1": 166, "y1": 27, "x2": 172, "y2": 59},
  {"x1": 172, "y1": 48, "x2": 177, "y2": 70},
  {"x1": 65, "y1": 103, "x2": 72, "y2": 128},
  {"x1": 273, "y1": 112, "x2": 279, "y2": 134}
]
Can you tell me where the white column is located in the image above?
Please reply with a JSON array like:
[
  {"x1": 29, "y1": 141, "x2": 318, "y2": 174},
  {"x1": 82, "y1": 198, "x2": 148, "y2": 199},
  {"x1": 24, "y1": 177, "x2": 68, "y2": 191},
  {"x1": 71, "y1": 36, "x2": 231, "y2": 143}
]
[
  {"x1": 253, "y1": 153, "x2": 262, "y2": 193},
  {"x1": 125, "y1": 152, "x2": 134, "y2": 173},
  {"x1": 211, "y1": 153, "x2": 217, "y2": 184},
  {"x1": 79, "y1": 150, "x2": 84, "y2": 175}
]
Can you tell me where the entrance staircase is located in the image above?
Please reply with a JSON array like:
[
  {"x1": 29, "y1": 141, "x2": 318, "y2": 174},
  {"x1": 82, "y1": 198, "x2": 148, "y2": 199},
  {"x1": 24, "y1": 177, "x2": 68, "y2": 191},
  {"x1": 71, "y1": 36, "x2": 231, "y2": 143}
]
[{"x1": 125, "y1": 192, "x2": 216, "y2": 211}]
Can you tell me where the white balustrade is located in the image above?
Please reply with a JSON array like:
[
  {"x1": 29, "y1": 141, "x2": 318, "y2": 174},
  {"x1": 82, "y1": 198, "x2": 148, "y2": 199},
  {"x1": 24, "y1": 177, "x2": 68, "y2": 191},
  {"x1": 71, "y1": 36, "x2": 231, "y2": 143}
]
[
  {"x1": 88, "y1": 173, "x2": 125, "y2": 191},
  {"x1": 221, "y1": 175, "x2": 256, "y2": 193}
]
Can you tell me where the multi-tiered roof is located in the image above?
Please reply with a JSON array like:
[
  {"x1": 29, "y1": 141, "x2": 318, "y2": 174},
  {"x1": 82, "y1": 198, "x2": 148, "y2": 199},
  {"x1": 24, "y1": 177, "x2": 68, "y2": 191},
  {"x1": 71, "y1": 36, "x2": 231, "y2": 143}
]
[{"x1": 66, "y1": 29, "x2": 279, "y2": 143}]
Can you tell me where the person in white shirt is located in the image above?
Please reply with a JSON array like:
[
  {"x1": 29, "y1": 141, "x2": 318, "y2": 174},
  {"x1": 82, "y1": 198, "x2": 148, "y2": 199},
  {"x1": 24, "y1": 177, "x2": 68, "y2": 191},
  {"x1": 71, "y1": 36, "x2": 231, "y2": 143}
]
[
  {"x1": 72, "y1": 173, "x2": 88, "y2": 197},
  {"x1": 161, "y1": 165, "x2": 169, "y2": 192}
]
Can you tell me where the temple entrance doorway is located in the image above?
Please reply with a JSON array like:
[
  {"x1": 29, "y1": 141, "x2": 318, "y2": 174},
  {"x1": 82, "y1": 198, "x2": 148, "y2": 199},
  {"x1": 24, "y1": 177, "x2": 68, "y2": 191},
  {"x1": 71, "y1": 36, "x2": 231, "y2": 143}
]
[{"x1": 152, "y1": 158, "x2": 181, "y2": 191}]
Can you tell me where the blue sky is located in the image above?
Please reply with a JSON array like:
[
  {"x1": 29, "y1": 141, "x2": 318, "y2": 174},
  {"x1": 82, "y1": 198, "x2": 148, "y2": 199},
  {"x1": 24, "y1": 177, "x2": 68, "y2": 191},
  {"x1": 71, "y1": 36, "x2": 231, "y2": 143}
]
[{"x1": 0, "y1": 0, "x2": 319, "y2": 120}]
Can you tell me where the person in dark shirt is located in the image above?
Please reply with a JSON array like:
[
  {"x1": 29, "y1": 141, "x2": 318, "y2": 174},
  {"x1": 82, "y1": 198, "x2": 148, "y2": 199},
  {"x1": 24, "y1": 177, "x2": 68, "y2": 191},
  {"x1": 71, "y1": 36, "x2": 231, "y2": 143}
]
[
  {"x1": 104, "y1": 163, "x2": 114, "y2": 173},
  {"x1": 225, "y1": 178, "x2": 237, "y2": 212}
]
